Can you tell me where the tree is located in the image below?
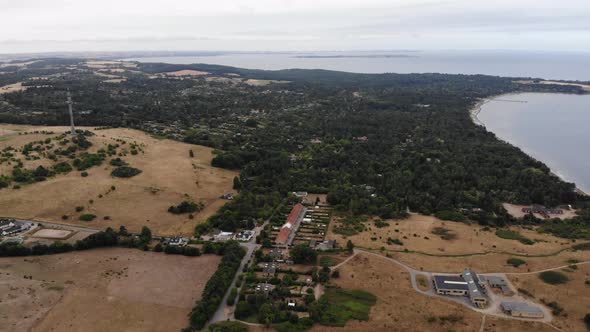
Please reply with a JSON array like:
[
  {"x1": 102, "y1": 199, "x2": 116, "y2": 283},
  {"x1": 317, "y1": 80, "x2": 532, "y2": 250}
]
[
  {"x1": 290, "y1": 244, "x2": 317, "y2": 264},
  {"x1": 119, "y1": 225, "x2": 129, "y2": 236},
  {"x1": 154, "y1": 243, "x2": 163, "y2": 252},
  {"x1": 140, "y1": 226, "x2": 152, "y2": 243},
  {"x1": 189, "y1": 149, "x2": 194, "y2": 158},
  {"x1": 584, "y1": 313, "x2": 590, "y2": 329},
  {"x1": 346, "y1": 240, "x2": 354, "y2": 254},
  {"x1": 233, "y1": 176, "x2": 242, "y2": 191},
  {"x1": 257, "y1": 303, "x2": 275, "y2": 326}
]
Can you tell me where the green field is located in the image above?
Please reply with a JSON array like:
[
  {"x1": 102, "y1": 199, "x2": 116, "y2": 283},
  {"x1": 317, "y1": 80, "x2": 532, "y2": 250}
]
[{"x1": 315, "y1": 288, "x2": 377, "y2": 327}]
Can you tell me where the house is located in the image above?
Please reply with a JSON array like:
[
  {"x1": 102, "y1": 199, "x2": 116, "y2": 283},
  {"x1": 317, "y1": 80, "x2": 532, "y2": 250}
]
[
  {"x1": 235, "y1": 230, "x2": 255, "y2": 242},
  {"x1": 0, "y1": 218, "x2": 16, "y2": 231},
  {"x1": 215, "y1": 232, "x2": 234, "y2": 241},
  {"x1": 485, "y1": 276, "x2": 513, "y2": 295},
  {"x1": 167, "y1": 237, "x2": 188, "y2": 247},
  {"x1": 501, "y1": 302, "x2": 544, "y2": 318},
  {"x1": 315, "y1": 240, "x2": 336, "y2": 251},
  {"x1": 293, "y1": 192, "x2": 308, "y2": 198}
]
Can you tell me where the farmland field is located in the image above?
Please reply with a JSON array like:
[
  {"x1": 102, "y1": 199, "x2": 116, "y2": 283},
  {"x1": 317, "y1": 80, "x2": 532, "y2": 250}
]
[{"x1": 0, "y1": 248, "x2": 221, "y2": 332}]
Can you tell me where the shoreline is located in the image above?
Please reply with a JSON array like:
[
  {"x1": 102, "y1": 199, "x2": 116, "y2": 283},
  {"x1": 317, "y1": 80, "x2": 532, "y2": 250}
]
[{"x1": 470, "y1": 93, "x2": 589, "y2": 197}]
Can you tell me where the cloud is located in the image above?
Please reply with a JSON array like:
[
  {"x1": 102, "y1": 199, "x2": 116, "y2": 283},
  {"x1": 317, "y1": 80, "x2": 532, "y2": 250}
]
[{"x1": 0, "y1": 0, "x2": 589, "y2": 53}]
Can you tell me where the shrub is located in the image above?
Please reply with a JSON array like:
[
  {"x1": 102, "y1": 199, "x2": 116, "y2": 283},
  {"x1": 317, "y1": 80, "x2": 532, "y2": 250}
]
[
  {"x1": 387, "y1": 237, "x2": 403, "y2": 246},
  {"x1": 53, "y1": 161, "x2": 72, "y2": 173},
  {"x1": 495, "y1": 229, "x2": 534, "y2": 245},
  {"x1": 572, "y1": 242, "x2": 590, "y2": 251},
  {"x1": 539, "y1": 271, "x2": 569, "y2": 285},
  {"x1": 111, "y1": 166, "x2": 142, "y2": 178},
  {"x1": 109, "y1": 158, "x2": 127, "y2": 166},
  {"x1": 79, "y1": 214, "x2": 97, "y2": 221},
  {"x1": 431, "y1": 227, "x2": 457, "y2": 240},
  {"x1": 168, "y1": 201, "x2": 203, "y2": 214},
  {"x1": 75, "y1": 206, "x2": 84, "y2": 212},
  {"x1": 507, "y1": 258, "x2": 526, "y2": 267},
  {"x1": 81, "y1": 171, "x2": 89, "y2": 177}
]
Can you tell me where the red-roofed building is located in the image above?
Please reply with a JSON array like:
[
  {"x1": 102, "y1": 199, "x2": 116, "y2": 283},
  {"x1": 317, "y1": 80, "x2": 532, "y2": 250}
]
[{"x1": 275, "y1": 203, "x2": 306, "y2": 247}]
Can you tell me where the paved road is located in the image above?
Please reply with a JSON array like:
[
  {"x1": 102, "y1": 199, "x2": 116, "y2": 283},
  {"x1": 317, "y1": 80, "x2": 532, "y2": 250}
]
[
  {"x1": 205, "y1": 209, "x2": 278, "y2": 328},
  {"x1": 342, "y1": 249, "x2": 576, "y2": 326}
]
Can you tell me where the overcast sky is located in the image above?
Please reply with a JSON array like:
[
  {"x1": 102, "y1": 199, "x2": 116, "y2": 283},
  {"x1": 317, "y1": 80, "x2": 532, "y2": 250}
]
[{"x1": 1, "y1": 0, "x2": 589, "y2": 54}]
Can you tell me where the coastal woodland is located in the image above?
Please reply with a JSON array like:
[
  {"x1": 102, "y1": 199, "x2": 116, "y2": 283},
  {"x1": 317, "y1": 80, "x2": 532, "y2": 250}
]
[{"x1": 1, "y1": 58, "x2": 589, "y2": 239}]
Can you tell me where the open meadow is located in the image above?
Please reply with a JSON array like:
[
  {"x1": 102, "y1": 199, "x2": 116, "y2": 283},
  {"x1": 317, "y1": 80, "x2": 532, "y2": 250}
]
[
  {"x1": 0, "y1": 248, "x2": 221, "y2": 332},
  {"x1": 0, "y1": 124, "x2": 237, "y2": 236},
  {"x1": 310, "y1": 253, "x2": 556, "y2": 332},
  {"x1": 326, "y1": 213, "x2": 586, "y2": 272},
  {"x1": 509, "y1": 265, "x2": 590, "y2": 332}
]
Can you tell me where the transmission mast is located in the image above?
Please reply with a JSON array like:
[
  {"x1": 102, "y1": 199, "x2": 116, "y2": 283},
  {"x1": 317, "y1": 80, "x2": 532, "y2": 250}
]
[{"x1": 66, "y1": 89, "x2": 76, "y2": 135}]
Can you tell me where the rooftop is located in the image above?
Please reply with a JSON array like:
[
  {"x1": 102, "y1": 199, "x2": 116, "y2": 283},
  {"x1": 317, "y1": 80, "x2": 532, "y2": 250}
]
[
  {"x1": 433, "y1": 275, "x2": 469, "y2": 291},
  {"x1": 501, "y1": 302, "x2": 543, "y2": 314}
]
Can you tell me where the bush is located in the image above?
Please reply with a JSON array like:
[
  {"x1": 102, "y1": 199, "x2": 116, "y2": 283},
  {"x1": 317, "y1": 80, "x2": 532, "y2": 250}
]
[
  {"x1": 495, "y1": 229, "x2": 534, "y2": 245},
  {"x1": 75, "y1": 206, "x2": 84, "y2": 212},
  {"x1": 53, "y1": 161, "x2": 72, "y2": 173},
  {"x1": 111, "y1": 166, "x2": 142, "y2": 178},
  {"x1": 168, "y1": 201, "x2": 203, "y2": 214},
  {"x1": 507, "y1": 258, "x2": 526, "y2": 267},
  {"x1": 109, "y1": 158, "x2": 128, "y2": 166},
  {"x1": 431, "y1": 227, "x2": 457, "y2": 240},
  {"x1": 572, "y1": 242, "x2": 590, "y2": 251},
  {"x1": 79, "y1": 214, "x2": 96, "y2": 221},
  {"x1": 208, "y1": 321, "x2": 248, "y2": 332},
  {"x1": 539, "y1": 271, "x2": 569, "y2": 285},
  {"x1": 81, "y1": 171, "x2": 89, "y2": 177},
  {"x1": 387, "y1": 237, "x2": 403, "y2": 246},
  {"x1": 584, "y1": 313, "x2": 590, "y2": 329}
]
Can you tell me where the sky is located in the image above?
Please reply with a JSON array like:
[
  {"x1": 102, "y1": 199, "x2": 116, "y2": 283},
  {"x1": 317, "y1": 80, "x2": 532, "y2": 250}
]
[{"x1": 0, "y1": 0, "x2": 589, "y2": 54}]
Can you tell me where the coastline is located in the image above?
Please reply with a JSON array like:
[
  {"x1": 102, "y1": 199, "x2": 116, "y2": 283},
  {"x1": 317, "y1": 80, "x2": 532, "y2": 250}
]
[{"x1": 470, "y1": 93, "x2": 589, "y2": 197}]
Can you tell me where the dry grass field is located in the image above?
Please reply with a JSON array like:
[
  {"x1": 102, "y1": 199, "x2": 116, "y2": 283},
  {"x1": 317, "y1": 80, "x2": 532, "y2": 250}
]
[
  {"x1": 329, "y1": 213, "x2": 574, "y2": 256},
  {"x1": 308, "y1": 253, "x2": 565, "y2": 332},
  {"x1": 161, "y1": 69, "x2": 210, "y2": 77},
  {"x1": 0, "y1": 82, "x2": 27, "y2": 94},
  {"x1": 327, "y1": 213, "x2": 580, "y2": 271},
  {"x1": 0, "y1": 248, "x2": 221, "y2": 332},
  {"x1": 386, "y1": 249, "x2": 589, "y2": 274},
  {"x1": 0, "y1": 124, "x2": 237, "y2": 236},
  {"x1": 509, "y1": 265, "x2": 590, "y2": 332}
]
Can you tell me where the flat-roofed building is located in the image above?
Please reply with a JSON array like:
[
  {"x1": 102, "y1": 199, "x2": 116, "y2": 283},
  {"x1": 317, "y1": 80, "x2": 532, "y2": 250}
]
[
  {"x1": 433, "y1": 269, "x2": 488, "y2": 308},
  {"x1": 501, "y1": 301, "x2": 544, "y2": 318},
  {"x1": 433, "y1": 275, "x2": 469, "y2": 296},
  {"x1": 485, "y1": 275, "x2": 513, "y2": 295},
  {"x1": 462, "y1": 269, "x2": 488, "y2": 308}
]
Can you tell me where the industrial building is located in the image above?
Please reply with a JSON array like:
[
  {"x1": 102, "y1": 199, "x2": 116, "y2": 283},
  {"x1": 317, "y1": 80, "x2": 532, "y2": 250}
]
[{"x1": 501, "y1": 301, "x2": 544, "y2": 318}]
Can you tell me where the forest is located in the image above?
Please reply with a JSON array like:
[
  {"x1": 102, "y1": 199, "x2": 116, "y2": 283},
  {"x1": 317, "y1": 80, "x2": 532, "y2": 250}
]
[{"x1": 1, "y1": 58, "x2": 589, "y2": 238}]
